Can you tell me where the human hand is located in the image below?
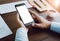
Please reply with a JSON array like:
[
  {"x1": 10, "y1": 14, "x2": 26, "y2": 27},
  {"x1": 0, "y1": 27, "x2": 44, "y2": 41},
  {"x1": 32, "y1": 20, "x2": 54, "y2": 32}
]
[
  {"x1": 29, "y1": 9, "x2": 51, "y2": 29},
  {"x1": 16, "y1": 14, "x2": 28, "y2": 31}
]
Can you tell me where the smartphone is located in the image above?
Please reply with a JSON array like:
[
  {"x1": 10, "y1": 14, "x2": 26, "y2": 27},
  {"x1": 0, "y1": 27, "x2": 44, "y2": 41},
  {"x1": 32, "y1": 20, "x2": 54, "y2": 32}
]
[{"x1": 15, "y1": 3, "x2": 34, "y2": 26}]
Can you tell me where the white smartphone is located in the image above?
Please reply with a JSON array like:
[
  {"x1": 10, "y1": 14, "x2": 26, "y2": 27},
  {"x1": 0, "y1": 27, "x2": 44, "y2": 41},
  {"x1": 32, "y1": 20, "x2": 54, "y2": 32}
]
[{"x1": 15, "y1": 3, "x2": 34, "y2": 26}]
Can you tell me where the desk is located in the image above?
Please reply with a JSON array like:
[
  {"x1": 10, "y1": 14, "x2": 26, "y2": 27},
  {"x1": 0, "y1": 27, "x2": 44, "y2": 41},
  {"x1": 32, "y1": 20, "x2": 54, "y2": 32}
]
[
  {"x1": 0, "y1": 11, "x2": 60, "y2": 41},
  {"x1": 0, "y1": 0, "x2": 60, "y2": 41}
]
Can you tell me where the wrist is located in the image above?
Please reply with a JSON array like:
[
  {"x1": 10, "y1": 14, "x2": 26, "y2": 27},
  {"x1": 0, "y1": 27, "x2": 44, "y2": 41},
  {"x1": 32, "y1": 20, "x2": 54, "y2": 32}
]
[
  {"x1": 47, "y1": 21, "x2": 51, "y2": 29},
  {"x1": 17, "y1": 27, "x2": 28, "y2": 33}
]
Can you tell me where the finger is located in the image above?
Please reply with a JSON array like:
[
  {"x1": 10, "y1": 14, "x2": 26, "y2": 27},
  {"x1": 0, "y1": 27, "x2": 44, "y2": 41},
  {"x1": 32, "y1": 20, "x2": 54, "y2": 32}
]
[
  {"x1": 29, "y1": 9, "x2": 47, "y2": 23},
  {"x1": 29, "y1": 9, "x2": 41, "y2": 22},
  {"x1": 29, "y1": 9, "x2": 40, "y2": 19},
  {"x1": 16, "y1": 14, "x2": 25, "y2": 27},
  {"x1": 29, "y1": 9, "x2": 43, "y2": 22},
  {"x1": 17, "y1": 18, "x2": 25, "y2": 28},
  {"x1": 20, "y1": 21, "x2": 25, "y2": 27},
  {"x1": 32, "y1": 23, "x2": 43, "y2": 28},
  {"x1": 32, "y1": 14, "x2": 36, "y2": 19}
]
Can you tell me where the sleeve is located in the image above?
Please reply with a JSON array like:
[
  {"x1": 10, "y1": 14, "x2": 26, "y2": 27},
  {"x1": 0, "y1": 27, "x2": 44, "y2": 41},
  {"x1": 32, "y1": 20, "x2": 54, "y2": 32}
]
[
  {"x1": 15, "y1": 27, "x2": 29, "y2": 41},
  {"x1": 50, "y1": 22, "x2": 60, "y2": 33}
]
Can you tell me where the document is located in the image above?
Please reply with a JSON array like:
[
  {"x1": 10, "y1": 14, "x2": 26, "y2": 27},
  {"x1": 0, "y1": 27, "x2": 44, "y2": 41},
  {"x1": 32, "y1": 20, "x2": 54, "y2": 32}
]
[{"x1": 0, "y1": 16, "x2": 12, "y2": 39}]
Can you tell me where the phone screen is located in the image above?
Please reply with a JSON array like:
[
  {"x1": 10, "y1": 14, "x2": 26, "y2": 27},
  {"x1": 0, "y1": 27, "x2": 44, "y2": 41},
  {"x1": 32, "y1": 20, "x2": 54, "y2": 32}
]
[{"x1": 15, "y1": 4, "x2": 34, "y2": 25}]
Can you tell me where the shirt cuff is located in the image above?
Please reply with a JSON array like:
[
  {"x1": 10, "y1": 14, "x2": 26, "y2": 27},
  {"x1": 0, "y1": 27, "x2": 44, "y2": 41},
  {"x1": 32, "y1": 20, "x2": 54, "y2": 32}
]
[
  {"x1": 50, "y1": 22, "x2": 60, "y2": 33},
  {"x1": 15, "y1": 27, "x2": 29, "y2": 41}
]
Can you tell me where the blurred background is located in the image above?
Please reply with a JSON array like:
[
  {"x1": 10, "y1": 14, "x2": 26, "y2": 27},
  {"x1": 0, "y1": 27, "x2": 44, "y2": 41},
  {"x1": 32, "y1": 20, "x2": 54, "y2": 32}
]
[{"x1": 0, "y1": 0, "x2": 60, "y2": 41}]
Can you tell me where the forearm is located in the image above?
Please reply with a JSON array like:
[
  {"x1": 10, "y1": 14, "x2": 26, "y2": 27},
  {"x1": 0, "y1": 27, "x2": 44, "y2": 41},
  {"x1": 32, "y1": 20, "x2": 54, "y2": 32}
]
[
  {"x1": 50, "y1": 22, "x2": 60, "y2": 33},
  {"x1": 15, "y1": 27, "x2": 29, "y2": 41}
]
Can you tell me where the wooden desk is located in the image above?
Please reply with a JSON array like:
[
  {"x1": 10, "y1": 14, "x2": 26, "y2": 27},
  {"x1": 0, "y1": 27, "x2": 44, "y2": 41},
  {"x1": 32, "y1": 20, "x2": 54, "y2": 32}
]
[
  {"x1": 0, "y1": 0, "x2": 22, "y2": 4},
  {"x1": 0, "y1": 10, "x2": 60, "y2": 41},
  {"x1": 0, "y1": 0, "x2": 60, "y2": 41}
]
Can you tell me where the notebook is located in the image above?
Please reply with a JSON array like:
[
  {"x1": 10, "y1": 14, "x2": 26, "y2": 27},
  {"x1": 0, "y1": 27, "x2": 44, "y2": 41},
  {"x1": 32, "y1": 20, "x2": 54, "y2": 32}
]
[{"x1": 0, "y1": 16, "x2": 12, "y2": 39}]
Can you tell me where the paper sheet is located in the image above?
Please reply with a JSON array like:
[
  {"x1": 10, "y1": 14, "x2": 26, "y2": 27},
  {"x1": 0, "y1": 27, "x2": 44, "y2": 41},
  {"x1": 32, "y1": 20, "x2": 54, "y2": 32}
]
[{"x1": 0, "y1": 16, "x2": 12, "y2": 39}]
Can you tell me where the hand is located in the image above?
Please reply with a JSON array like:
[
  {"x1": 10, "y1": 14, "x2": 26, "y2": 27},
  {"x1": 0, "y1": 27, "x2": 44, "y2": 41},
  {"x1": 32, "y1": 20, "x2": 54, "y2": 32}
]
[
  {"x1": 16, "y1": 14, "x2": 28, "y2": 31},
  {"x1": 29, "y1": 9, "x2": 51, "y2": 29}
]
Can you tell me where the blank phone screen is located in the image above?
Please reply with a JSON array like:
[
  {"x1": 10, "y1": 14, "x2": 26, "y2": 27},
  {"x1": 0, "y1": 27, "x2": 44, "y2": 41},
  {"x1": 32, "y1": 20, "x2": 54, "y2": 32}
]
[{"x1": 16, "y1": 5, "x2": 34, "y2": 24}]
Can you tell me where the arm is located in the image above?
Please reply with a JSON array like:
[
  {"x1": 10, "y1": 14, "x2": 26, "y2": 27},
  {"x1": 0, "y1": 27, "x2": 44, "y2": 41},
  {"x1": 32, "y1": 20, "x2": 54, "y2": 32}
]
[
  {"x1": 29, "y1": 9, "x2": 60, "y2": 33},
  {"x1": 15, "y1": 14, "x2": 29, "y2": 41},
  {"x1": 15, "y1": 27, "x2": 29, "y2": 41}
]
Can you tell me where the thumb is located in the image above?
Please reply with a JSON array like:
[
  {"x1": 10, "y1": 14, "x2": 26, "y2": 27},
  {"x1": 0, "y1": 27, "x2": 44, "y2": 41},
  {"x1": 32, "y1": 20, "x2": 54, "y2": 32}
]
[{"x1": 32, "y1": 23, "x2": 43, "y2": 28}]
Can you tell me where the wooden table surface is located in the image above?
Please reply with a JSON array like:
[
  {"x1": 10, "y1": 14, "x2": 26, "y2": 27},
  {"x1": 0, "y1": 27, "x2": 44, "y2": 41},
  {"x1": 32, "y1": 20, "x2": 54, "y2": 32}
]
[{"x1": 0, "y1": 0, "x2": 60, "y2": 41}]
